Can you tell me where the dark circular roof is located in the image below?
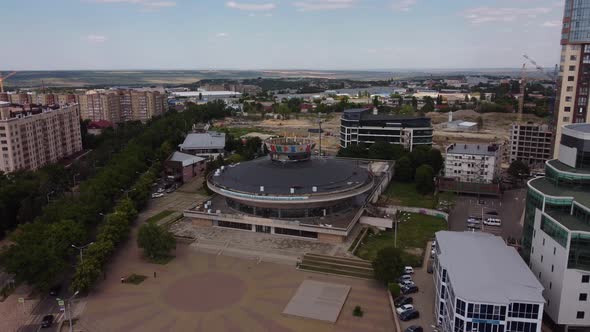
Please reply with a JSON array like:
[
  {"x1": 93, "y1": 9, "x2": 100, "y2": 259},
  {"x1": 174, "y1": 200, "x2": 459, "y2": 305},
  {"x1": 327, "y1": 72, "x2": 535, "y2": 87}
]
[{"x1": 210, "y1": 157, "x2": 371, "y2": 196}]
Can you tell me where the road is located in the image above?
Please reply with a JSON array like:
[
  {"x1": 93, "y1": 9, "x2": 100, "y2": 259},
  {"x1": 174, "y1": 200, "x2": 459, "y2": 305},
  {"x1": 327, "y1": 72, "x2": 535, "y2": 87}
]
[{"x1": 448, "y1": 189, "x2": 526, "y2": 241}]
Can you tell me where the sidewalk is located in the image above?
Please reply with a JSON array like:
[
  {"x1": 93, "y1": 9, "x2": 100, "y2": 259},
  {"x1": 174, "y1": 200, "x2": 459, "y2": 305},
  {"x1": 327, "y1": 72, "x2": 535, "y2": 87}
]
[{"x1": 0, "y1": 285, "x2": 40, "y2": 332}]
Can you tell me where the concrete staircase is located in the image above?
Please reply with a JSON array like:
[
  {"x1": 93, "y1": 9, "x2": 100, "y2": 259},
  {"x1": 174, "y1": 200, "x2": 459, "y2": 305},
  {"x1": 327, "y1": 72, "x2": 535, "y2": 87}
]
[{"x1": 298, "y1": 253, "x2": 374, "y2": 279}]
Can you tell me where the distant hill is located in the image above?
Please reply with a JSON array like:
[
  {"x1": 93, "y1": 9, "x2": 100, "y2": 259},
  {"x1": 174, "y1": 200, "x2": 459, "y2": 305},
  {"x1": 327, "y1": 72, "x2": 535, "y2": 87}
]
[{"x1": 0, "y1": 68, "x2": 547, "y2": 89}]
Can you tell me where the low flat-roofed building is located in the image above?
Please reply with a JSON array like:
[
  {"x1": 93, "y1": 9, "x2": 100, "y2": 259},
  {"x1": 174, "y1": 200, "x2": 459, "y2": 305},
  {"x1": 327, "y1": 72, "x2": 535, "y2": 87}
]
[
  {"x1": 444, "y1": 143, "x2": 501, "y2": 183},
  {"x1": 178, "y1": 131, "x2": 226, "y2": 159},
  {"x1": 434, "y1": 231, "x2": 544, "y2": 332}
]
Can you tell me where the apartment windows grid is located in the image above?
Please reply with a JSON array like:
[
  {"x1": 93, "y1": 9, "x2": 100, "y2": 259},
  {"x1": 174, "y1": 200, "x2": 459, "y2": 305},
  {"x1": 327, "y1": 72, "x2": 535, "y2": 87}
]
[{"x1": 508, "y1": 303, "x2": 540, "y2": 319}]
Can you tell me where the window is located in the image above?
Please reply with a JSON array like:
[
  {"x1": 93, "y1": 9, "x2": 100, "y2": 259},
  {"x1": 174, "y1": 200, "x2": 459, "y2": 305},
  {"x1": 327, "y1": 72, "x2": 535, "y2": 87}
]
[
  {"x1": 583, "y1": 275, "x2": 590, "y2": 283},
  {"x1": 568, "y1": 76, "x2": 575, "y2": 81},
  {"x1": 541, "y1": 255, "x2": 543, "y2": 262},
  {"x1": 567, "y1": 86, "x2": 574, "y2": 92},
  {"x1": 566, "y1": 96, "x2": 573, "y2": 102},
  {"x1": 551, "y1": 265, "x2": 554, "y2": 272},
  {"x1": 565, "y1": 106, "x2": 571, "y2": 112},
  {"x1": 564, "y1": 116, "x2": 571, "y2": 122},
  {"x1": 549, "y1": 282, "x2": 552, "y2": 289},
  {"x1": 539, "y1": 271, "x2": 542, "y2": 278},
  {"x1": 577, "y1": 311, "x2": 585, "y2": 319},
  {"x1": 580, "y1": 293, "x2": 588, "y2": 301},
  {"x1": 543, "y1": 238, "x2": 545, "y2": 246},
  {"x1": 554, "y1": 247, "x2": 556, "y2": 255},
  {"x1": 571, "y1": 55, "x2": 577, "y2": 61},
  {"x1": 570, "y1": 65, "x2": 576, "y2": 71}
]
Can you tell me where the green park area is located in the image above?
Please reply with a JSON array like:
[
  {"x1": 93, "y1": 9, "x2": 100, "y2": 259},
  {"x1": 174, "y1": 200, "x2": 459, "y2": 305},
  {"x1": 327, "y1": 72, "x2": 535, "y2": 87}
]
[
  {"x1": 355, "y1": 213, "x2": 447, "y2": 266},
  {"x1": 384, "y1": 180, "x2": 456, "y2": 210}
]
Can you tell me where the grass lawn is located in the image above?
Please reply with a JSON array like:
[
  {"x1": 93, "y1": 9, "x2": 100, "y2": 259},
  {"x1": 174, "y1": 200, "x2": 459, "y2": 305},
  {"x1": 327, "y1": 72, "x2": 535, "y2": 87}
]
[
  {"x1": 356, "y1": 213, "x2": 447, "y2": 262},
  {"x1": 384, "y1": 181, "x2": 437, "y2": 209},
  {"x1": 125, "y1": 274, "x2": 147, "y2": 285},
  {"x1": 146, "y1": 210, "x2": 175, "y2": 224}
]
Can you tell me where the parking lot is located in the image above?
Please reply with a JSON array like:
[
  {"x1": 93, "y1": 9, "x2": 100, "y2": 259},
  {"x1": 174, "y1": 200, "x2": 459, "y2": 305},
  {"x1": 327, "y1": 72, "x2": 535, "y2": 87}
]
[
  {"x1": 448, "y1": 189, "x2": 526, "y2": 241},
  {"x1": 397, "y1": 242, "x2": 437, "y2": 332}
]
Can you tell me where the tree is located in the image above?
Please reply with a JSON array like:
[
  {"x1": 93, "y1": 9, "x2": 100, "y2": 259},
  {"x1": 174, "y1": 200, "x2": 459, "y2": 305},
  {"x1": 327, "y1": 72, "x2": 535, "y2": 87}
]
[
  {"x1": 415, "y1": 164, "x2": 435, "y2": 195},
  {"x1": 508, "y1": 160, "x2": 530, "y2": 180},
  {"x1": 198, "y1": 93, "x2": 202, "y2": 100},
  {"x1": 398, "y1": 104, "x2": 415, "y2": 115},
  {"x1": 427, "y1": 148, "x2": 444, "y2": 175},
  {"x1": 368, "y1": 141, "x2": 395, "y2": 160},
  {"x1": 394, "y1": 156, "x2": 413, "y2": 181},
  {"x1": 422, "y1": 96, "x2": 435, "y2": 113},
  {"x1": 373, "y1": 246, "x2": 405, "y2": 284},
  {"x1": 337, "y1": 144, "x2": 368, "y2": 159},
  {"x1": 372, "y1": 96, "x2": 379, "y2": 107},
  {"x1": 476, "y1": 116, "x2": 484, "y2": 131},
  {"x1": 137, "y1": 222, "x2": 176, "y2": 260}
]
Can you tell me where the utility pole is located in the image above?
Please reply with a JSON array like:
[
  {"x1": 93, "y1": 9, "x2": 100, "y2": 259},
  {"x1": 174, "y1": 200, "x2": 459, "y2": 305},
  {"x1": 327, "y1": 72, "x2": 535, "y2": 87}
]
[
  {"x1": 518, "y1": 63, "x2": 526, "y2": 123},
  {"x1": 71, "y1": 242, "x2": 94, "y2": 264}
]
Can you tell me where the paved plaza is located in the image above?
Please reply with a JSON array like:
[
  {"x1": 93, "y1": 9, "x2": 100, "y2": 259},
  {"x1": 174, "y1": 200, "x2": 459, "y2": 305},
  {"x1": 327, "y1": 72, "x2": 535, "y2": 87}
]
[{"x1": 78, "y1": 244, "x2": 394, "y2": 332}]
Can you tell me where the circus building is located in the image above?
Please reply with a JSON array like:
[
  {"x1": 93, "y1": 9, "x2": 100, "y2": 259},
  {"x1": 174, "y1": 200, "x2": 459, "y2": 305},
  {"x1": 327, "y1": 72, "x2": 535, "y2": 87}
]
[{"x1": 183, "y1": 137, "x2": 393, "y2": 243}]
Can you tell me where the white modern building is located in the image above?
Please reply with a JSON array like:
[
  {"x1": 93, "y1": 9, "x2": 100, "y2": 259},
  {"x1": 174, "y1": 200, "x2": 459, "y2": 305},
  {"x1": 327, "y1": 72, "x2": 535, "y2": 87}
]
[
  {"x1": 444, "y1": 143, "x2": 501, "y2": 183},
  {"x1": 434, "y1": 231, "x2": 545, "y2": 332},
  {"x1": 522, "y1": 123, "x2": 590, "y2": 331}
]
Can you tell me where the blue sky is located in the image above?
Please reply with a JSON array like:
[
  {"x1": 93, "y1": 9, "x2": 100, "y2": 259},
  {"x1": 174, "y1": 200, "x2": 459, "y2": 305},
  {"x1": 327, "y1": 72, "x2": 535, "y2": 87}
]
[{"x1": 0, "y1": 0, "x2": 565, "y2": 70}]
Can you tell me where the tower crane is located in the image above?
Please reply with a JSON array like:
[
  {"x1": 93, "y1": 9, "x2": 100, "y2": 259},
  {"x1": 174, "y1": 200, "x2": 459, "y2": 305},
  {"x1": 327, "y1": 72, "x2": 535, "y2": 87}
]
[
  {"x1": 0, "y1": 71, "x2": 17, "y2": 93},
  {"x1": 518, "y1": 63, "x2": 526, "y2": 123}
]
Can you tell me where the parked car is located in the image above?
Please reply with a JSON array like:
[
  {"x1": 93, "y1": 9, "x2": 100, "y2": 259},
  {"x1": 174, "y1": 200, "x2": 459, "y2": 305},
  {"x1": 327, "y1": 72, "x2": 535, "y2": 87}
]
[
  {"x1": 486, "y1": 211, "x2": 499, "y2": 216},
  {"x1": 427, "y1": 262, "x2": 434, "y2": 274},
  {"x1": 156, "y1": 187, "x2": 165, "y2": 193},
  {"x1": 166, "y1": 187, "x2": 176, "y2": 194},
  {"x1": 484, "y1": 218, "x2": 502, "y2": 226},
  {"x1": 151, "y1": 193, "x2": 164, "y2": 198},
  {"x1": 41, "y1": 315, "x2": 54, "y2": 328},
  {"x1": 401, "y1": 284, "x2": 419, "y2": 294},
  {"x1": 405, "y1": 325, "x2": 424, "y2": 332},
  {"x1": 396, "y1": 304, "x2": 414, "y2": 315},
  {"x1": 394, "y1": 295, "x2": 413, "y2": 307},
  {"x1": 404, "y1": 266, "x2": 414, "y2": 274},
  {"x1": 399, "y1": 309, "x2": 420, "y2": 321},
  {"x1": 49, "y1": 285, "x2": 61, "y2": 296},
  {"x1": 431, "y1": 240, "x2": 436, "y2": 248},
  {"x1": 397, "y1": 274, "x2": 412, "y2": 282},
  {"x1": 399, "y1": 280, "x2": 415, "y2": 288}
]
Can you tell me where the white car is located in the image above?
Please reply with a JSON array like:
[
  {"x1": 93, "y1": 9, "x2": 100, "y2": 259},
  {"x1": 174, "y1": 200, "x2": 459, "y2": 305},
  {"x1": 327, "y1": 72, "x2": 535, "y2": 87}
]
[
  {"x1": 399, "y1": 280, "x2": 415, "y2": 288},
  {"x1": 151, "y1": 193, "x2": 164, "y2": 198},
  {"x1": 396, "y1": 304, "x2": 414, "y2": 315},
  {"x1": 404, "y1": 266, "x2": 414, "y2": 274},
  {"x1": 484, "y1": 218, "x2": 502, "y2": 226}
]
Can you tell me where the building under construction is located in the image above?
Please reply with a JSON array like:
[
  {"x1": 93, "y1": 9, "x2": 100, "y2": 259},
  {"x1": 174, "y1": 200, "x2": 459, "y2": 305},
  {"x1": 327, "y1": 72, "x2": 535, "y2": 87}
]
[{"x1": 509, "y1": 122, "x2": 553, "y2": 171}]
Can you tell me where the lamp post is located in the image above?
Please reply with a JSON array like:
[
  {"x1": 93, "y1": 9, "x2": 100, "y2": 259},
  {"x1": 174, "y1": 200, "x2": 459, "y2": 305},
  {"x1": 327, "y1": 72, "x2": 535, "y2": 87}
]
[
  {"x1": 71, "y1": 242, "x2": 94, "y2": 264},
  {"x1": 67, "y1": 291, "x2": 79, "y2": 332}
]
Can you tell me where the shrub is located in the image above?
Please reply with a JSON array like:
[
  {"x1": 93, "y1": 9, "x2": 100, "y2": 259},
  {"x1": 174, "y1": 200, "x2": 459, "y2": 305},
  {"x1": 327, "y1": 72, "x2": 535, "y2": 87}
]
[{"x1": 353, "y1": 305, "x2": 364, "y2": 317}]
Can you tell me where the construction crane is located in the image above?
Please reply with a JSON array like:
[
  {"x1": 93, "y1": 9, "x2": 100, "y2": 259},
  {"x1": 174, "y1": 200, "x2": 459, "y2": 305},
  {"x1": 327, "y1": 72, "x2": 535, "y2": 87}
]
[
  {"x1": 523, "y1": 54, "x2": 557, "y2": 81},
  {"x1": 518, "y1": 63, "x2": 526, "y2": 123},
  {"x1": 0, "y1": 71, "x2": 17, "y2": 93}
]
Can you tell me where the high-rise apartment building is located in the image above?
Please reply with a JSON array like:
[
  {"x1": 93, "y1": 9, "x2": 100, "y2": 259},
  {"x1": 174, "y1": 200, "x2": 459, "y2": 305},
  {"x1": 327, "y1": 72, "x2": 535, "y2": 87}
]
[
  {"x1": 522, "y1": 123, "x2": 590, "y2": 331},
  {"x1": 0, "y1": 103, "x2": 83, "y2": 172},
  {"x1": 509, "y1": 123, "x2": 554, "y2": 170},
  {"x1": 78, "y1": 90, "x2": 166, "y2": 123},
  {"x1": 554, "y1": 0, "x2": 590, "y2": 158}
]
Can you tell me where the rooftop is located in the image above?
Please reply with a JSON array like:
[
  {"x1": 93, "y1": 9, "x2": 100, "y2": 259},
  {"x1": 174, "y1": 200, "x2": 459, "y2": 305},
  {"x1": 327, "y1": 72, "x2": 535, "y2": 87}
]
[
  {"x1": 545, "y1": 209, "x2": 590, "y2": 233},
  {"x1": 446, "y1": 143, "x2": 499, "y2": 156},
  {"x1": 436, "y1": 231, "x2": 544, "y2": 304},
  {"x1": 179, "y1": 131, "x2": 226, "y2": 150},
  {"x1": 547, "y1": 159, "x2": 590, "y2": 175},
  {"x1": 209, "y1": 157, "x2": 372, "y2": 196},
  {"x1": 564, "y1": 123, "x2": 590, "y2": 134},
  {"x1": 168, "y1": 151, "x2": 206, "y2": 167},
  {"x1": 529, "y1": 177, "x2": 590, "y2": 208}
]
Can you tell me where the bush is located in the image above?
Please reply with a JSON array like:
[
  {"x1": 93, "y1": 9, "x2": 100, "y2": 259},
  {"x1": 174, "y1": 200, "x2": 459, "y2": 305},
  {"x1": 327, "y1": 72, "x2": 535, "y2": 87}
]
[
  {"x1": 372, "y1": 246, "x2": 405, "y2": 285},
  {"x1": 388, "y1": 282, "x2": 401, "y2": 297},
  {"x1": 125, "y1": 274, "x2": 147, "y2": 285},
  {"x1": 137, "y1": 222, "x2": 176, "y2": 260},
  {"x1": 353, "y1": 305, "x2": 364, "y2": 317}
]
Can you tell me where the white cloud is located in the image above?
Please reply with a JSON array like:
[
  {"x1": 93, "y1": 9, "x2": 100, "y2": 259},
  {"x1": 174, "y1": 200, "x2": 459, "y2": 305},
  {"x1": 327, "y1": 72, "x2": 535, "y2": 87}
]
[
  {"x1": 86, "y1": 34, "x2": 108, "y2": 43},
  {"x1": 216, "y1": 32, "x2": 229, "y2": 37},
  {"x1": 461, "y1": 7, "x2": 552, "y2": 24},
  {"x1": 542, "y1": 20, "x2": 561, "y2": 27},
  {"x1": 293, "y1": 0, "x2": 355, "y2": 11},
  {"x1": 91, "y1": 0, "x2": 176, "y2": 10},
  {"x1": 391, "y1": 0, "x2": 416, "y2": 12},
  {"x1": 226, "y1": 1, "x2": 276, "y2": 11}
]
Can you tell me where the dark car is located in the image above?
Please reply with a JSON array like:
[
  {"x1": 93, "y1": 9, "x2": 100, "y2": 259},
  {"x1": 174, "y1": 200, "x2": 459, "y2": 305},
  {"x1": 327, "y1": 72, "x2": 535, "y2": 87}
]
[
  {"x1": 427, "y1": 262, "x2": 434, "y2": 274},
  {"x1": 487, "y1": 211, "x2": 499, "y2": 216},
  {"x1": 399, "y1": 309, "x2": 420, "y2": 321},
  {"x1": 394, "y1": 295, "x2": 413, "y2": 307},
  {"x1": 405, "y1": 325, "x2": 424, "y2": 332},
  {"x1": 49, "y1": 285, "x2": 61, "y2": 296},
  {"x1": 402, "y1": 285, "x2": 419, "y2": 295},
  {"x1": 41, "y1": 314, "x2": 54, "y2": 328}
]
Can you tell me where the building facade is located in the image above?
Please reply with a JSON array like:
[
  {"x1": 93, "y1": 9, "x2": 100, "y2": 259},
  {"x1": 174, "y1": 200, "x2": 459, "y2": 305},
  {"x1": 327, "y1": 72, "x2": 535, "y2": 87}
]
[
  {"x1": 78, "y1": 90, "x2": 166, "y2": 123},
  {"x1": 522, "y1": 123, "x2": 590, "y2": 331},
  {"x1": 510, "y1": 123, "x2": 554, "y2": 171},
  {"x1": 340, "y1": 108, "x2": 433, "y2": 152},
  {"x1": 554, "y1": 0, "x2": 590, "y2": 158},
  {"x1": 434, "y1": 231, "x2": 545, "y2": 332},
  {"x1": 0, "y1": 103, "x2": 83, "y2": 172},
  {"x1": 444, "y1": 143, "x2": 501, "y2": 183}
]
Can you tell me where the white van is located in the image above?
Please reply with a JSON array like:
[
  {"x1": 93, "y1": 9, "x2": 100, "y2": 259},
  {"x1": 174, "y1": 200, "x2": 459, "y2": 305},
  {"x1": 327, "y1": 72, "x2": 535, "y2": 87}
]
[{"x1": 484, "y1": 218, "x2": 502, "y2": 226}]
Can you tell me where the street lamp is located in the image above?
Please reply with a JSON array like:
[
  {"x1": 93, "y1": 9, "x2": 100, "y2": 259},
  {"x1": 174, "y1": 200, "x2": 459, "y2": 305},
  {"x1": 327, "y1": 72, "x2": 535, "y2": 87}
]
[
  {"x1": 71, "y1": 242, "x2": 94, "y2": 264},
  {"x1": 68, "y1": 291, "x2": 79, "y2": 332}
]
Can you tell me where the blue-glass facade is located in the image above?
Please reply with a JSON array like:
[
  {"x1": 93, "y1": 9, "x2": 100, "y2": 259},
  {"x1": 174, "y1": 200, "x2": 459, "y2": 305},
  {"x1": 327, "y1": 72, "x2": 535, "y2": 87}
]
[{"x1": 563, "y1": 0, "x2": 590, "y2": 44}]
